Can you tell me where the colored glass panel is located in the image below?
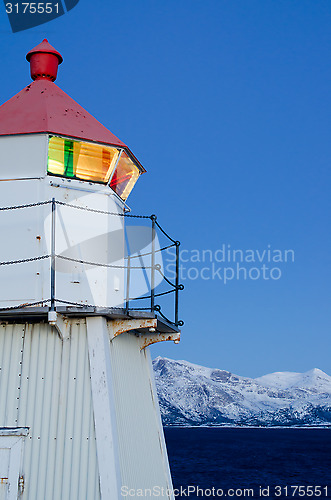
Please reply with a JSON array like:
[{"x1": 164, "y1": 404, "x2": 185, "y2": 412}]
[
  {"x1": 64, "y1": 139, "x2": 74, "y2": 177},
  {"x1": 47, "y1": 136, "x2": 65, "y2": 175},
  {"x1": 48, "y1": 136, "x2": 119, "y2": 184},
  {"x1": 109, "y1": 151, "x2": 140, "y2": 201}
]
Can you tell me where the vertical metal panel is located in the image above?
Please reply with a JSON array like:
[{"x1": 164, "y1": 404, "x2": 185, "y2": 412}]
[
  {"x1": 0, "y1": 321, "x2": 101, "y2": 500},
  {"x1": 0, "y1": 323, "x2": 24, "y2": 426},
  {"x1": 0, "y1": 135, "x2": 48, "y2": 180},
  {"x1": 145, "y1": 347, "x2": 174, "y2": 490},
  {"x1": 43, "y1": 186, "x2": 125, "y2": 308},
  {"x1": 109, "y1": 330, "x2": 174, "y2": 497},
  {"x1": 86, "y1": 317, "x2": 121, "y2": 498},
  {"x1": 0, "y1": 179, "x2": 47, "y2": 305}
]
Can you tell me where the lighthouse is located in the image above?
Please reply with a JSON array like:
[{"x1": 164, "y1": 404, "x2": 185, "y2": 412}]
[{"x1": 0, "y1": 40, "x2": 182, "y2": 499}]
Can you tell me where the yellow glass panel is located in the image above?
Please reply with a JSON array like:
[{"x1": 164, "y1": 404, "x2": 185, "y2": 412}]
[
  {"x1": 48, "y1": 136, "x2": 119, "y2": 184},
  {"x1": 48, "y1": 136, "x2": 65, "y2": 175},
  {"x1": 109, "y1": 151, "x2": 140, "y2": 200}
]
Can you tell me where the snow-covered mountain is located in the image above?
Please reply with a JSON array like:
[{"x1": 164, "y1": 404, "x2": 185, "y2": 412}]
[{"x1": 153, "y1": 357, "x2": 331, "y2": 427}]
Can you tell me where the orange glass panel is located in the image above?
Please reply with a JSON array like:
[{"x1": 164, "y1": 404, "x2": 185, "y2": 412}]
[{"x1": 109, "y1": 151, "x2": 140, "y2": 200}]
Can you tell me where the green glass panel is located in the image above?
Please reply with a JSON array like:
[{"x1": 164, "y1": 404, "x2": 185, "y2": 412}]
[{"x1": 64, "y1": 140, "x2": 74, "y2": 178}]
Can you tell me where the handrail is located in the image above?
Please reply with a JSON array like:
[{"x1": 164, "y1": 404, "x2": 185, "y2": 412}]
[{"x1": 0, "y1": 199, "x2": 184, "y2": 326}]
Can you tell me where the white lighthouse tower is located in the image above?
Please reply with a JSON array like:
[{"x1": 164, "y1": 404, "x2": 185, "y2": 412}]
[{"x1": 0, "y1": 40, "x2": 182, "y2": 499}]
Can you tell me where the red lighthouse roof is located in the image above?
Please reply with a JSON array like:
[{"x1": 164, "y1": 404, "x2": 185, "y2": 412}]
[{"x1": 0, "y1": 40, "x2": 144, "y2": 170}]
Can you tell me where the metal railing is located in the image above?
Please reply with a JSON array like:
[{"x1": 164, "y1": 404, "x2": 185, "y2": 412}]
[{"x1": 0, "y1": 199, "x2": 184, "y2": 327}]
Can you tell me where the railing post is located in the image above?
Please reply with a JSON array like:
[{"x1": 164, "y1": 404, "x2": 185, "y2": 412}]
[
  {"x1": 175, "y1": 241, "x2": 180, "y2": 326},
  {"x1": 151, "y1": 215, "x2": 156, "y2": 312},
  {"x1": 125, "y1": 254, "x2": 131, "y2": 315},
  {"x1": 50, "y1": 198, "x2": 56, "y2": 311}
]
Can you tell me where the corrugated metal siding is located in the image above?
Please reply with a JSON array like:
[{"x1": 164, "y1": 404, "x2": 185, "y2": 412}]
[
  {"x1": 0, "y1": 321, "x2": 101, "y2": 500},
  {"x1": 109, "y1": 331, "x2": 173, "y2": 496},
  {"x1": 0, "y1": 323, "x2": 24, "y2": 426}
]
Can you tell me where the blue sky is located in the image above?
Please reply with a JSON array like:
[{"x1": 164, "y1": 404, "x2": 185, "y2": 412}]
[{"x1": 0, "y1": 0, "x2": 330, "y2": 377}]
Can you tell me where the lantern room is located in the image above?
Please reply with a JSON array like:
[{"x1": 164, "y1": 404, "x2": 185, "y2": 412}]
[
  {"x1": 0, "y1": 39, "x2": 145, "y2": 202},
  {"x1": 47, "y1": 136, "x2": 141, "y2": 200}
]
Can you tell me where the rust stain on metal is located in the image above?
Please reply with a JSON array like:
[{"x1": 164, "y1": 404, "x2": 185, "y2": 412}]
[
  {"x1": 140, "y1": 331, "x2": 180, "y2": 349},
  {"x1": 18, "y1": 475, "x2": 25, "y2": 494},
  {"x1": 109, "y1": 318, "x2": 181, "y2": 348},
  {"x1": 112, "y1": 318, "x2": 157, "y2": 337}
]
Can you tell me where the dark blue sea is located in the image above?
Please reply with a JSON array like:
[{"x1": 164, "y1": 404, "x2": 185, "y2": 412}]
[{"x1": 164, "y1": 428, "x2": 331, "y2": 499}]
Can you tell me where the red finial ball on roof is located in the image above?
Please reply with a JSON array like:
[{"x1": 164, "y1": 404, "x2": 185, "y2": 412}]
[{"x1": 26, "y1": 39, "x2": 63, "y2": 82}]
